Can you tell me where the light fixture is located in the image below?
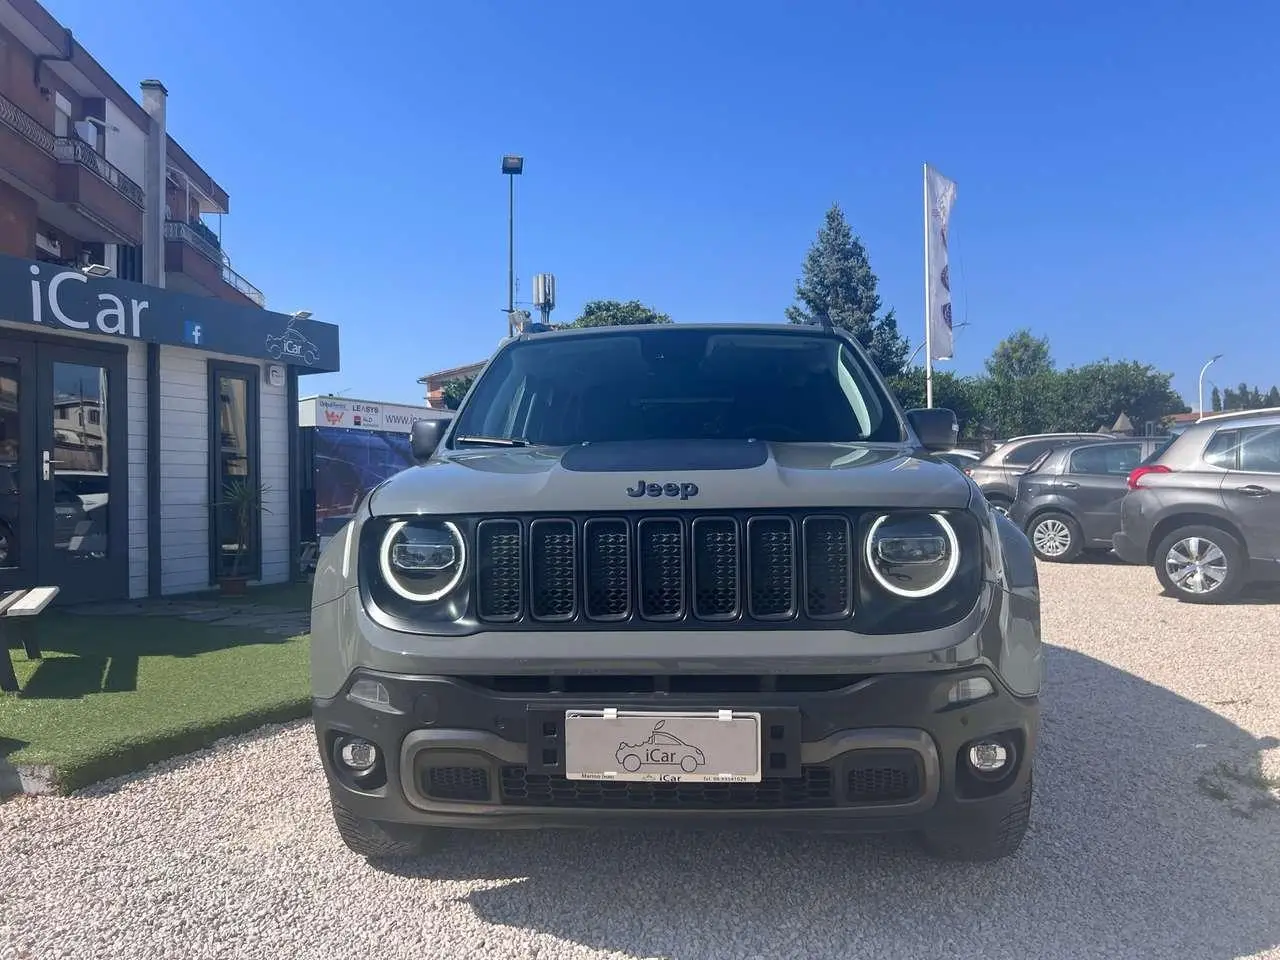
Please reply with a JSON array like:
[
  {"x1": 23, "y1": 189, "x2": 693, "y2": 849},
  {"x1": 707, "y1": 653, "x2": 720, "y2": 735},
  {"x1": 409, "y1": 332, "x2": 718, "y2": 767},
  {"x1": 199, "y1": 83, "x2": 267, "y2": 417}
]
[
  {"x1": 291, "y1": 310, "x2": 312, "y2": 320},
  {"x1": 80, "y1": 263, "x2": 112, "y2": 278},
  {"x1": 501, "y1": 154, "x2": 524, "y2": 175}
]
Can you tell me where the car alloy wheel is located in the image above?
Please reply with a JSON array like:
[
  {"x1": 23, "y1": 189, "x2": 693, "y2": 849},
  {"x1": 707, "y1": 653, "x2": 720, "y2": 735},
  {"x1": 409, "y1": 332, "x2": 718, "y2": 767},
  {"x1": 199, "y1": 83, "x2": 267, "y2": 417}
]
[
  {"x1": 1163, "y1": 535, "x2": 1230, "y2": 595},
  {"x1": 1031, "y1": 518, "x2": 1072, "y2": 558}
]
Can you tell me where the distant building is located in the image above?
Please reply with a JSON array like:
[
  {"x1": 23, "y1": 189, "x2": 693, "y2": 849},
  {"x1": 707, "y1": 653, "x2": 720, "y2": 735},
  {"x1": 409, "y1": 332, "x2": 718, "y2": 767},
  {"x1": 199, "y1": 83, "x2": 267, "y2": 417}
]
[{"x1": 418, "y1": 360, "x2": 486, "y2": 409}]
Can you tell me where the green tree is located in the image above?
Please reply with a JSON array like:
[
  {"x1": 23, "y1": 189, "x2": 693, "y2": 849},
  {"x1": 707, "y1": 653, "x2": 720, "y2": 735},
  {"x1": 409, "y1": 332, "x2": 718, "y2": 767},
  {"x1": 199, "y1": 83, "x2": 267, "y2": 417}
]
[
  {"x1": 786, "y1": 203, "x2": 908, "y2": 376},
  {"x1": 1222, "y1": 383, "x2": 1266, "y2": 411},
  {"x1": 570, "y1": 299, "x2": 672, "y2": 327},
  {"x1": 1211, "y1": 386, "x2": 1222, "y2": 412},
  {"x1": 441, "y1": 376, "x2": 474, "y2": 411},
  {"x1": 1267, "y1": 385, "x2": 1280, "y2": 407},
  {"x1": 979, "y1": 330, "x2": 1062, "y2": 437},
  {"x1": 1055, "y1": 360, "x2": 1189, "y2": 432}
]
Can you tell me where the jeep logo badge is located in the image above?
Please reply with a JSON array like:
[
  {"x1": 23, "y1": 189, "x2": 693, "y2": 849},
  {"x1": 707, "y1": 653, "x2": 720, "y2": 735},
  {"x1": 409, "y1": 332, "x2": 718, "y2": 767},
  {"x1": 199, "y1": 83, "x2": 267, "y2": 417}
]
[{"x1": 626, "y1": 479, "x2": 699, "y2": 501}]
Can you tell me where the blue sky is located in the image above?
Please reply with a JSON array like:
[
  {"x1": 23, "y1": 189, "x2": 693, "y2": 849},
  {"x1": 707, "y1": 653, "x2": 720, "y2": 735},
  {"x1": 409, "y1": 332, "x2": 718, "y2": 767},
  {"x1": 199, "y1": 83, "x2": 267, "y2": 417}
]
[{"x1": 49, "y1": 0, "x2": 1280, "y2": 408}]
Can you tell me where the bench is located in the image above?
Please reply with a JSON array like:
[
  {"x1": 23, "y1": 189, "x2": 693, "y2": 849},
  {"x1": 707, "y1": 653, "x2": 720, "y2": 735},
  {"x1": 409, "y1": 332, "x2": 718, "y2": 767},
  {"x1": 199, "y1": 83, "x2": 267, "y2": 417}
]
[{"x1": 0, "y1": 586, "x2": 60, "y2": 693}]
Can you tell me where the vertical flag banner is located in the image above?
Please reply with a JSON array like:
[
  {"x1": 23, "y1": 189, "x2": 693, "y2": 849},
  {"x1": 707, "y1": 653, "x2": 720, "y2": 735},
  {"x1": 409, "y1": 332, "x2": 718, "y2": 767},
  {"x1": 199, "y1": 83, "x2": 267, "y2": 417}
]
[{"x1": 924, "y1": 165, "x2": 958, "y2": 362}]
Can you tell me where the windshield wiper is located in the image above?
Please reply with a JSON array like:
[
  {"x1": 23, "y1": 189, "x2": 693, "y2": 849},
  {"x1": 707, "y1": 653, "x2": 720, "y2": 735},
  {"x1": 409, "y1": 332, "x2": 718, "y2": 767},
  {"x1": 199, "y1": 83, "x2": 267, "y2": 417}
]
[{"x1": 453, "y1": 434, "x2": 531, "y2": 447}]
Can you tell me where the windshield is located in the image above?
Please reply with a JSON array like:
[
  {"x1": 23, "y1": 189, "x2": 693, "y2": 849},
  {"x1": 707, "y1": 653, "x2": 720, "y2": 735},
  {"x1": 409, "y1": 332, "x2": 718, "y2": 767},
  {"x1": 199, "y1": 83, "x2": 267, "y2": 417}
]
[{"x1": 449, "y1": 328, "x2": 902, "y2": 447}]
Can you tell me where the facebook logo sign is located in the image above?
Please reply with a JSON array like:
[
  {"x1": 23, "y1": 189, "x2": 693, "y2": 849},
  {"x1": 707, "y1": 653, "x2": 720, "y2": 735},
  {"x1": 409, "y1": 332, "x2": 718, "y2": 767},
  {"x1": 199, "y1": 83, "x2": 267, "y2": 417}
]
[{"x1": 183, "y1": 320, "x2": 203, "y2": 346}]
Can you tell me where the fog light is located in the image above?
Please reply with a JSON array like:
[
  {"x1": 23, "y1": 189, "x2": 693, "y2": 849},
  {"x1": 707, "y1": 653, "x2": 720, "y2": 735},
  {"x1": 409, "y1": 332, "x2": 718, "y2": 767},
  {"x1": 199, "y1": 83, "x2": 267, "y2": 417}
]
[
  {"x1": 947, "y1": 677, "x2": 994, "y2": 705},
  {"x1": 968, "y1": 741, "x2": 1009, "y2": 773},
  {"x1": 337, "y1": 737, "x2": 379, "y2": 772}
]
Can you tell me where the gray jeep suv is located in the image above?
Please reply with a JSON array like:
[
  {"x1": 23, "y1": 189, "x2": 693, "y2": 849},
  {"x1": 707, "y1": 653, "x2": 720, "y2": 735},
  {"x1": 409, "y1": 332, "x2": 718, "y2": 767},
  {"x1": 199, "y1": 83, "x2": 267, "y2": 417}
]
[
  {"x1": 310, "y1": 323, "x2": 1043, "y2": 862},
  {"x1": 1113, "y1": 408, "x2": 1280, "y2": 603}
]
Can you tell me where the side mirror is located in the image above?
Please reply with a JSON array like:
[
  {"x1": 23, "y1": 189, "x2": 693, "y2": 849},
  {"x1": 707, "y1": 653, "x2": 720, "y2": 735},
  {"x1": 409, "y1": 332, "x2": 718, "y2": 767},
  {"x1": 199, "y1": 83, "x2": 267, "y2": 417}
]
[
  {"x1": 410, "y1": 417, "x2": 451, "y2": 462},
  {"x1": 906, "y1": 407, "x2": 959, "y2": 451}
]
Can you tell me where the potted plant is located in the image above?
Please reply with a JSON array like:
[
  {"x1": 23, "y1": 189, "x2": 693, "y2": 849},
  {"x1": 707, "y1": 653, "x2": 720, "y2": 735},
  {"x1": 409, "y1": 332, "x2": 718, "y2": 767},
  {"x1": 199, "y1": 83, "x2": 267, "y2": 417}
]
[{"x1": 217, "y1": 478, "x2": 270, "y2": 596}]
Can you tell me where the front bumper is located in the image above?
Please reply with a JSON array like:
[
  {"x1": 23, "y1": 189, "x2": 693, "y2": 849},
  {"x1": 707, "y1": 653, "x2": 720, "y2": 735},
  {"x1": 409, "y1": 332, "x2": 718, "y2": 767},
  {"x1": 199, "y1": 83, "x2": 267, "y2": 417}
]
[{"x1": 314, "y1": 666, "x2": 1038, "y2": 833}]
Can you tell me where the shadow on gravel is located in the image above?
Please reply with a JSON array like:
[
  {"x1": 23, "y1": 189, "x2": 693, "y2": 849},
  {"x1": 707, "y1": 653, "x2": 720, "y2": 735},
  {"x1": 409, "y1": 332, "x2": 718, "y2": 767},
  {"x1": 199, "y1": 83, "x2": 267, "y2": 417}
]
[{"x1": 373, "y1": 646, "x2": 1280, "y2": 960}]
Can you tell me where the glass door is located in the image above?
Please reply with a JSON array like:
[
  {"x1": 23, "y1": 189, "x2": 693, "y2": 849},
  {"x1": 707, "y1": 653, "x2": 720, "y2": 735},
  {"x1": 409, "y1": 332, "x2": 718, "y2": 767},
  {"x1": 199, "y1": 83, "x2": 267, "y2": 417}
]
[
  {"x1": 0, "y1": 338, "x2": 37, "y2": 595},
  {"x1": 35, "y1": 341, "x2": 128, "y2": 604}
]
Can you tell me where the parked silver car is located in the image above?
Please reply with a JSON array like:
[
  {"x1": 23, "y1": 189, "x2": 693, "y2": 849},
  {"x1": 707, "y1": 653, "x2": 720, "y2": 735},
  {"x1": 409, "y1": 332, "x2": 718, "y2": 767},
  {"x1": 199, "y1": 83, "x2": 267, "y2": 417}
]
[{"x1": 1112, "y1": 408, "x2": 1280, "y2": 603}]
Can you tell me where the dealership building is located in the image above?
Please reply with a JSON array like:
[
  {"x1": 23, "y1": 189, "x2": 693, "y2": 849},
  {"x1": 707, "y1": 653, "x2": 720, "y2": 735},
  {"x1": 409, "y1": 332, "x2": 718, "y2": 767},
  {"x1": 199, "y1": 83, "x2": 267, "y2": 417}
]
[{"x1": 0, "y1": 0, "x2": 340, "y2": 605}]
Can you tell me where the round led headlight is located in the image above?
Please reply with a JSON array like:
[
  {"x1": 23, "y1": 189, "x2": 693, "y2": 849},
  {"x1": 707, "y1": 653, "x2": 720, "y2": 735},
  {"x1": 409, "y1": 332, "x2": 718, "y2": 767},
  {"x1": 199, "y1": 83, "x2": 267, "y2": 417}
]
[
  {"x1": 379, "y1": 519, "x2": 466, "y2": 602},
  {"x1": 865, "y1": 512, "x2": 960, "y2": 598}
]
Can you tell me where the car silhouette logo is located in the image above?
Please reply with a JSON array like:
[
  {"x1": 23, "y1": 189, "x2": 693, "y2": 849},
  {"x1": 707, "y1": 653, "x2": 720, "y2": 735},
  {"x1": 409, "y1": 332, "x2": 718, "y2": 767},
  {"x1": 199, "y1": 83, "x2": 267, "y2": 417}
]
[
  {"x1": 265, "y1": 320, "x2": 319, "y2": 366},
  {"x1": 614, "y1": 720, "x2": 707, "y2": 774}
]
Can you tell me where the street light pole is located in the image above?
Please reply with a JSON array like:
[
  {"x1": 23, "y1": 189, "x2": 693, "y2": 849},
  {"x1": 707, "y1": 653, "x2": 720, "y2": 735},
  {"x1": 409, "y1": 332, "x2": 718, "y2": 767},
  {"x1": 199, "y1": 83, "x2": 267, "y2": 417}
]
[
  {"x1": 501, "y1": 155, "x2": 524, "y2": 336},
  {"x1": 1198, "y1": 353, "x2": 1223, "y2": 422}
]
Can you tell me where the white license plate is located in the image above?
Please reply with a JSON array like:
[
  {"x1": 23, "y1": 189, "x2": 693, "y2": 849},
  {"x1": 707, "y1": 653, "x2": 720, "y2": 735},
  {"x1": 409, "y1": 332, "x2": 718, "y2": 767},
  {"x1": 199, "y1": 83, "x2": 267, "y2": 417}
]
[{"x1": 563, "y1": 709, "x2": 762, "y2": 783}]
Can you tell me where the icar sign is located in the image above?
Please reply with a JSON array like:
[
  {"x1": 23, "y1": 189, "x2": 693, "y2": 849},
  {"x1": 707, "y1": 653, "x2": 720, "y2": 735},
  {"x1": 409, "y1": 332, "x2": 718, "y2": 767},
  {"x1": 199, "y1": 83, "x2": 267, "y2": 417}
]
[{"x1": 28, "y1": 263, "x2": 147, "y2": 338}]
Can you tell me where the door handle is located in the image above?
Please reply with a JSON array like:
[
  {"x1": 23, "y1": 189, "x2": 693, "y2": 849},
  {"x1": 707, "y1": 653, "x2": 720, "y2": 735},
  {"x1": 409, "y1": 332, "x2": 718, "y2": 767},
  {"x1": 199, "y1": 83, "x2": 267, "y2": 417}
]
[
  {"x1": 1057, "y1": 481, "x2": 1079, "y2": 489},
  {"x1": 41, "y1": 451, "x2": 66, "y2": 481},
  {"x1": 1236, "y1": 484, "x2": 1270, "y2": 497}
]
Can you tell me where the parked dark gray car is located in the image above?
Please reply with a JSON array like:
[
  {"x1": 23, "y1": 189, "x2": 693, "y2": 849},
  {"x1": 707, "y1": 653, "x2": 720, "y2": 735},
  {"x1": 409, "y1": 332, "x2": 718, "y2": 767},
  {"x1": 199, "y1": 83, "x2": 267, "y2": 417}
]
[
  {"x1": 965, "y1": 432, "x2": 1112, "y2": 517},
  {"x1": 1112, "y1": 408, "x2": 1280, "y2": 602},
  {"x1": 310, "y1": 322, "x2": 1043, "y2": 864},
  {"x1": 1009, "y1": 437, "x2": 1172, "y2": 562}
]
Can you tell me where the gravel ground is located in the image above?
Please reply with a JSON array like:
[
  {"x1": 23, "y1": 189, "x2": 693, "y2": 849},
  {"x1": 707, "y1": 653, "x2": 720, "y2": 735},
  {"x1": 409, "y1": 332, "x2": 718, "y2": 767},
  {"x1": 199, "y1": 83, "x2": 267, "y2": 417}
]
[{"x1": 3, "y1": 561, "x2": 1280, "y2": 960}]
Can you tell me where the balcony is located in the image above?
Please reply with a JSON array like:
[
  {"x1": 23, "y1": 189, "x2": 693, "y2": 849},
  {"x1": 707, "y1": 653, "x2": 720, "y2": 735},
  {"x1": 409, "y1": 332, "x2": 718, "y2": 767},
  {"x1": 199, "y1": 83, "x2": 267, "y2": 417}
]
[
  {"x1": 0, "y1": 90, "x2": 145, "y2": 246},
  {"x1": 164, "y1": 219, "x2": 265, "y2": 308},
  {"x1": 53, "y1": 137, "x2": 144, "y2": 245}
]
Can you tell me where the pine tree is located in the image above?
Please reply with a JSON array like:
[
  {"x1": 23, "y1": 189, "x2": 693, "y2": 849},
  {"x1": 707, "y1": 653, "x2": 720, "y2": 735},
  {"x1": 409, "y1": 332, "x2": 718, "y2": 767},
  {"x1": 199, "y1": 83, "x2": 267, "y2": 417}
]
[
  {"x1": 786, "y1": 203, "x2": 908, "y2": 376},
  {"x1": 1266, "y1": 385, "x2": 1280, "y2": 407},
  {"x1": 1211, "y1": 386, "x2": 1222, "y2": 412}
]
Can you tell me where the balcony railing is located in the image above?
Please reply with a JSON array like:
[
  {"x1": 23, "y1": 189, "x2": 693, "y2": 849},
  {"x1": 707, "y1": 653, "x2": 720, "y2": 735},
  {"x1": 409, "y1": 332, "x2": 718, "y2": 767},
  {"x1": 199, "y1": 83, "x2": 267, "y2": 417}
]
[
  {"x1": 0, "y1": 91, "x2": 55, "y2": 153},
  {"x1": 165, "y1": 219, "x2": 265, "y2": 307},
  {"x1": 165, "y1": 218, "x2": 220, "y2": 262},
  {"x1": 54, "y1": 137, "x2": 145, "y2": 208},
  {"x1": 222, "y1": 262, "x2": 265, "y2": 307}
]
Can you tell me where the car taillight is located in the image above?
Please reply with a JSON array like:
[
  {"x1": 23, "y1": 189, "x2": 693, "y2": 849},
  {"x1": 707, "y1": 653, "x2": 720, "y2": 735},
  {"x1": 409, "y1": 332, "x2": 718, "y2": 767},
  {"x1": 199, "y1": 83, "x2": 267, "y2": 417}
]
[{"x1": 1127, "y1": 464, "x2": 1170, "y2": 490}]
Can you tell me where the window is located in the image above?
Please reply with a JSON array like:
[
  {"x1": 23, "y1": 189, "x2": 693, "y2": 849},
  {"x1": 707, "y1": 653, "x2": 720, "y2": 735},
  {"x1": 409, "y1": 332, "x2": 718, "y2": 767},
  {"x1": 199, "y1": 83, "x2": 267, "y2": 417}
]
[
  {"x1": 1203, "y1": 430, "x2": 1239, "y2": 469},
  {"x1": 207, "y1": 361, "x2": 260, "y2": 581},
  {"x1": 1004, "y1": 440, "x2": 1056, "y2": 466},
  {"x1": 1069, "y1": 443, "x2": 1142, "y2": 476},
  {"x1": 450, "y1": 329, "x2": 902, "y2": 446},
  {"x1": 1238, "y1": 425, "x2": 1280, "y2": 473}
]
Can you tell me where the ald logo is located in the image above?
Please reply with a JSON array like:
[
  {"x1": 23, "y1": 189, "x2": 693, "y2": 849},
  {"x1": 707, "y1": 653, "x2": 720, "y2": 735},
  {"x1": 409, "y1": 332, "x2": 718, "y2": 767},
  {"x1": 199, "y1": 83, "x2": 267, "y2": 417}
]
[{"x1": 625, "y1": 479, "x2": 699, "y2": 501}]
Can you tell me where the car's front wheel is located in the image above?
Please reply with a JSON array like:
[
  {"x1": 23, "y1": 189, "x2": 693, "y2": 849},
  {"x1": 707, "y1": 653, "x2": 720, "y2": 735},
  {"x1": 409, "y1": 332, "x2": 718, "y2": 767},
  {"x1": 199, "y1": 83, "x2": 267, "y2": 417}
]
[
  {"x1": 1028, "y1": 511, "x2": 1082, "y2": 563},
  {"x1": 1153, "y1": 525, "x2": 1247, "y2": 604},
  {"x1": 329, "y1": 793, "x2": 439, "y2": 859},
  {"x1": 917, "y1": 769, "x2": 1033, "y2": 862}
]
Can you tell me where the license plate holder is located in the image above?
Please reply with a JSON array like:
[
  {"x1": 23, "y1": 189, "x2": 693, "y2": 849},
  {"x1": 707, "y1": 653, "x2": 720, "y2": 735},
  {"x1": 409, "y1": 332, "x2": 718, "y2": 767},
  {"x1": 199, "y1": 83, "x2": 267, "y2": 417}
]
[{"x1": 562, "y1": 709, "x2": 764, "y2": 783}]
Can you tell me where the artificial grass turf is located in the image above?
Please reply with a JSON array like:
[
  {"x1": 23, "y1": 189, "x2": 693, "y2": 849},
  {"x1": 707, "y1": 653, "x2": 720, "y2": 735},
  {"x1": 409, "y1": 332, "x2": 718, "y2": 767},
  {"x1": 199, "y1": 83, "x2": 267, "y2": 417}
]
[{"x1": 0, "y1": 605, "x2": 312, "y2": 793}]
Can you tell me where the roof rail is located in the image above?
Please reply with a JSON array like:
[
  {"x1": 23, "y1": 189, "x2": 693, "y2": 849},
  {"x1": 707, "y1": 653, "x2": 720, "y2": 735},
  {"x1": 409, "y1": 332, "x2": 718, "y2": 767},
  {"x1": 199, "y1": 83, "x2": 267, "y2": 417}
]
[{"x1": 1194, "y1": 406, "x2": 1280, "y2": 424}]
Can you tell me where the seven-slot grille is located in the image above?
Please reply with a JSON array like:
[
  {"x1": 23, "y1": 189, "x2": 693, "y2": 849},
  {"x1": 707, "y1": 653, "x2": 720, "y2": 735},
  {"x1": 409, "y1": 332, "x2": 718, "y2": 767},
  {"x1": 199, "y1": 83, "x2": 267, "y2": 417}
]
[{"x1": 474, "y1": 514, "x2": 855, "y2": 625}]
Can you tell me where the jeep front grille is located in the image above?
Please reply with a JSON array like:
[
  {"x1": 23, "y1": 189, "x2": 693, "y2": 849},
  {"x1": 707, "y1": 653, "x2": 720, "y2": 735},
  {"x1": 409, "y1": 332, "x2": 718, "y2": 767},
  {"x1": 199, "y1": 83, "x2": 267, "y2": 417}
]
[{"x1": 474, "y1": 512, "x2": 855, "y2": 625}]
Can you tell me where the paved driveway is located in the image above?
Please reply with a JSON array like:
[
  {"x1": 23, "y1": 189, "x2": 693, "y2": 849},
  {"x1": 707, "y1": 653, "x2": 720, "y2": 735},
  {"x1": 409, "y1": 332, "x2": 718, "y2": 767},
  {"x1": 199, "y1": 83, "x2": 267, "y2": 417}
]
[{"x1": 3, "y1": 563, "x2": 1279, "y2": 960}]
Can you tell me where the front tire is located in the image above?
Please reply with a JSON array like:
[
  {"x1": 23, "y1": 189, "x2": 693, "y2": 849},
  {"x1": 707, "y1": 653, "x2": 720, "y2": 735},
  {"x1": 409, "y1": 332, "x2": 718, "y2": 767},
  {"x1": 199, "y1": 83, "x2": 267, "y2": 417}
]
[
  {"x1": 918, "y1": 770, "x2": 1033, "y2": 862},
  {"x1": 1153, "y1": 524, "x2": 1246, "y2": 604},
  {"x1": 1028, "y1": 511, "x2": 1083, "y2": 563},
  {"x1": 329, "y1": 793, "x2": 437, "y2": 859}
]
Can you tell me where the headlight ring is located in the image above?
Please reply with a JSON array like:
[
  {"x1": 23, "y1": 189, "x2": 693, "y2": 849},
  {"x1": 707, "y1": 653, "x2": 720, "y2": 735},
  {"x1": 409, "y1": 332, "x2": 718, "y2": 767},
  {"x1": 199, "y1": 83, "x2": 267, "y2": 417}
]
[
  {"x1": 865, "y1": 512, "x2": 961, "y2": 599},
  {"x1": 378, "y1": 519, "x2": 467, "y2": 602}
]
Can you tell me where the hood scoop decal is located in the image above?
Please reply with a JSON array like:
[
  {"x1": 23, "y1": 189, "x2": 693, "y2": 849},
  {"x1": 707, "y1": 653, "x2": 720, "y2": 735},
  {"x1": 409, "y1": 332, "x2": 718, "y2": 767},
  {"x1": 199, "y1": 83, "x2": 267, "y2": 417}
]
[{"x1": 560, "y1": 439, "x2": 769, "y2": 473}]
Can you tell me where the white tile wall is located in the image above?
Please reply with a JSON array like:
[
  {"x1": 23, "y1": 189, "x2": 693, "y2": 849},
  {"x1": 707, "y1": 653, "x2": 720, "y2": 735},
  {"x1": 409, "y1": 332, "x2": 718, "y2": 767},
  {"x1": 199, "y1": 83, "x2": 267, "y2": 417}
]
[{"x1": 125, "y1": 341, "x2": 148, "y2": 598}]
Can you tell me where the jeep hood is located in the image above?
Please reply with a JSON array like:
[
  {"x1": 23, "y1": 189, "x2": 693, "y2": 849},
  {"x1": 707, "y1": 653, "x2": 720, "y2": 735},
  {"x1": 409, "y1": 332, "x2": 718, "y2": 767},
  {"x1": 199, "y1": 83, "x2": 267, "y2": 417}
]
[{"x1": 367, "y1": 439, "x2": 972, "y2": 516}]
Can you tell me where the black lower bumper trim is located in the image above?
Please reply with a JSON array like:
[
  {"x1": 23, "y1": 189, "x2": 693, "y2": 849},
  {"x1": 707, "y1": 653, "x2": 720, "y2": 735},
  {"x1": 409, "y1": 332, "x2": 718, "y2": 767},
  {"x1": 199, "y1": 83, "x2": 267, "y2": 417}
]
[{"x1": 314, "y1": 666, "x2": 1038, "y2": 831}]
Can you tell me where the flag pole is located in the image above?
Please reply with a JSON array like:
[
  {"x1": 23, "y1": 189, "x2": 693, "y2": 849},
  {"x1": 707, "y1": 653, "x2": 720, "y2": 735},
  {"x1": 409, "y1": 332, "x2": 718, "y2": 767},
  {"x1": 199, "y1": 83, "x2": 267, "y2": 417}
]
[{"x1": 923, "y1": 162, "x2": 933, "y2": 409}]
